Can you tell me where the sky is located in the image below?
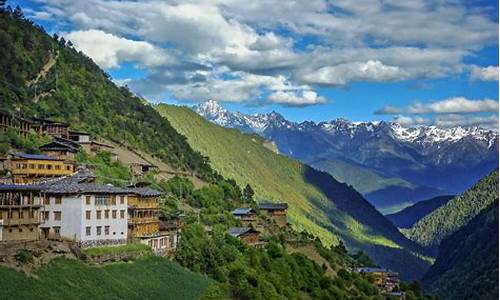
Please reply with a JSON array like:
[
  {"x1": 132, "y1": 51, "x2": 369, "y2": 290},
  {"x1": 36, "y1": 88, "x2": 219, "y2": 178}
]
[{"x1": 10, "y1": 0, "x2": 500, "y2": 128}]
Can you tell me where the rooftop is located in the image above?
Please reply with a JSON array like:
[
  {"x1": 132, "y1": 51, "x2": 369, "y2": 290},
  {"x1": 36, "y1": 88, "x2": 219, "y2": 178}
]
[
  {"x1": 128, "y1": 187, "x2": 163, "y2": 197},
  {"x1": 228, "y1": 227, "x2": 259, "y2": 237},
  {"x1": 259, "y1": 202, "x2": 288, "y2": 210},
  {"x1": 11, "y1": 152, "x2": 62, "y2": 161},
  {"x1": 232, "y1": 208, "x2": 256, "y2": 215}
]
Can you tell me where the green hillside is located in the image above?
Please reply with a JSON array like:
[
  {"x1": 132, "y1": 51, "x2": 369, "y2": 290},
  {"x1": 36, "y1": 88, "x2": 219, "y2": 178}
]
[
  {"x1": 405, "y1": 170, "x2": 498, "y2": 248},
  {"x1": 0, "y1": 256, "x2": 212, "y2": 300},
  {"x1": 0, "y1": 9, "x2": 214, "y2": 180},
  {"x1": 308, "y1": 157, "x2": 413, "y2": 195},
  {"x1": 422, "y1": 201, "x2": 499, "y2": 300},
  {"x1": 157, "y1": 104, "x2": 430, "y2": 280}
]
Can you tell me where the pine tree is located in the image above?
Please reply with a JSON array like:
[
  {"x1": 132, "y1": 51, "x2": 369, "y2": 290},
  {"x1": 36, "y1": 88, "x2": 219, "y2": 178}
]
[{"x1": 243, "y1": 184, "x2": 254, "y2": 202}]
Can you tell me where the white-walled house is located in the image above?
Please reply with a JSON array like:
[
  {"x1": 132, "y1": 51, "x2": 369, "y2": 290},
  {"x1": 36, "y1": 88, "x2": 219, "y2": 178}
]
[{"x1": 38, "y1": 173, "x2": 129, "y2": 247}]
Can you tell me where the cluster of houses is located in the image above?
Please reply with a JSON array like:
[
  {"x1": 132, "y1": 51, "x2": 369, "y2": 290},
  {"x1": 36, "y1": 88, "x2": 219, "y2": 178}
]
[
  {"x1": 0, "y1": 112, "x2": 181, "y2": 254},
  {"x1": 357, "y1": 267, "x2": 402, "y2": 298},
  {"x1": 229, "y1": 202, "x2": 288, "y2": 248}
]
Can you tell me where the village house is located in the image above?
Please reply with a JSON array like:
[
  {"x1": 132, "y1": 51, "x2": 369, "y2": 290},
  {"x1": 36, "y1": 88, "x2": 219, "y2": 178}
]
[
  {"x1": 38, "y1": 173, "x2": 129, "y2": 247},
  {"x1": 9, "y1": 152, "x2": 75, "y2": 184},
  {"x1": 127, "y1": 187, "x2": 161, "y2": 238},
  {"x1": 69, "y1": 131, "x2": 91, "y2": 144},
  {"x1": 259, "y1": 202, "x2": 288, "y2": 227},
  {"x1": 130, "y1": 162, "x2": 158, "y2": 175},
  {"x1": 31, "y1": 118, "x2": 70, "y2": 139},
  {"x1": 0, "y1": 111, "x2": 33, "y2": 137},
  {"x1": 228, "y1": 227, "x2": 264, "y2": 248},
  {"x1": 0, "y1": 185, "x2": 43, "y2": 241},
  {"x1": 231, "y1": 207, "x2": 257, "y2": 226},
  {"x1": 357, "y1": 267, "x2": 400, "y2": 293},
  {"x1": 156, "y1": 216, "x2": 182, "y2": 254},
  {"x1": 39, "y1": 139, "x2": 80, "y2": 162}
]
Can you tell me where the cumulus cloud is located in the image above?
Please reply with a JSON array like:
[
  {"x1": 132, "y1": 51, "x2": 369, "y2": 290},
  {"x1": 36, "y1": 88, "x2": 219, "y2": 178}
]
[
  {"x1": 470, "y1": 65, "x2": 499, "y2": 81},
  {"x1": 30, "y1": 0, "x2": 498, "y2": 105},
  {"x1": 434, "y1": 114, "x2": 499, "y2": 129},
  {"x1": 393, "y1": 115, "x2": 429, "y2": 126},
  {"x1": 299, "y1": 60, "x2": 408, "y2": 86},
  {"x1": 65, "y1": 29, "x2": 176, "y2": 69},
  {"x1": 376, "y1": 97, "x2": 499, "y2": 115}
]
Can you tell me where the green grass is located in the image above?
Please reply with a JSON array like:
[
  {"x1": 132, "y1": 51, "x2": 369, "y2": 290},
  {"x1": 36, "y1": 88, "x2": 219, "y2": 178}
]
[
  {"x1": 82, "y1": 243, "x2": 152, "y2": 257},
  {"x1": 157, "y1": 105, "x2": 430, "y2": 280},
  {"x1": 0, "y1": 256, "x2": 213, "y2": 300}
]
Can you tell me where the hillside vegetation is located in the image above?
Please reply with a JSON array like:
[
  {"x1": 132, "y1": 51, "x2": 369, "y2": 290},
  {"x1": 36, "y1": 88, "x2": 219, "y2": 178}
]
[
  {"x1": 404, "y1": 170, "x2": 498, "y2": 248},
  {"x1": 0, "y1": 256, "x2": 213, "y2": 300},
  {"x1": 157, "y1": 104, "x2": 430, "y2": 280},
  {"x1": 0, "y1": 9, "x2": 214, "y2": 180},
  {"x1": 386, "y1": 195, "x2": 454, "y2": 229},
  {"x1": 422, "y1": 201, "x2": 499, "y2": 300}
]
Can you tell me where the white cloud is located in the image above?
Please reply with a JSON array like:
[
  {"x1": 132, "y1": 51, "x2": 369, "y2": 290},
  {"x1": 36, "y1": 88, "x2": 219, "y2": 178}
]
[
  {"x1": 377, "y1": 97, "x2": 499, "y2": 115},
  {"x1": 268, "y1": 90, "x2": 326, "y2": 106},
  {"x1": 470, "y1": 65, "x2": 499, "y2": 81},
  {"x1": 393, "y1": 115, "x2": 429, "y2": 126},
  {"x1": 299, "y1": 60, "x2": 408, "y2": 86},
  {"x1": 65, "y1": 29, "x2": 176, "y2": 69},
  {"x1": 434, "y1": 114, "x2": 499, "y2": 129}
]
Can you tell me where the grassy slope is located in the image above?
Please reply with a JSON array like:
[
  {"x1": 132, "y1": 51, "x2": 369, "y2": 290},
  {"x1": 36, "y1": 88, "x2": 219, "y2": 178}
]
[
  {"x1": 405, "y1": 169, "x2": 499, "y2": 248},
  {"x1": 308, "y1": 157, "x2": 413, "y2": 195},
  {"x1": 158, "y1": 105, "x2": 430, "y2": 280},
  {"x1": 0, "y1": 256, "x2": 212, "y2": 300},
  {"x1": 385, "y1": 195, "x2": 454, "y2": 229},
  {"x1": 422, "y1": 201, "x2": 499, "y2": 300}
]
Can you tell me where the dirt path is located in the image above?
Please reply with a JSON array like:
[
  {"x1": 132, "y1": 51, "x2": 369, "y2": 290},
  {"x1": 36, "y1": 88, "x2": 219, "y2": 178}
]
[{"x1": 27, "y1": 51, "x2": 57, "y2": 87}]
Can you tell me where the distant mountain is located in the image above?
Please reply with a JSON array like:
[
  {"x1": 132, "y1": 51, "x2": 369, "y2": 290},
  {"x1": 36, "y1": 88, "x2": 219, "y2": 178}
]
[
  {"x1": 422, "y1": 200, "x2": 499, "y2": 300},
  {"x1": 404, "y1": 170, "x2": 498, "y2": 249},
  {"x1": 386, "y1": 195, "x2": 454, "y2": 229},
  {"x1": 158, "y1": 104, "x2": 430, "y2": 281},
  {"x1": 194, "y1": 100, "x2": 499, "y2": 213}
]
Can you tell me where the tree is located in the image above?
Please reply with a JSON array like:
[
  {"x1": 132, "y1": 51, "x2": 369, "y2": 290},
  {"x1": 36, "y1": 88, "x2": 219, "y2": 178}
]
[
  {"x1": 243, "y1": 184, "x2": 254, "y2": 202},
  {"x1": 12, "y1": 5, "x2": 23, "y2": 19}
]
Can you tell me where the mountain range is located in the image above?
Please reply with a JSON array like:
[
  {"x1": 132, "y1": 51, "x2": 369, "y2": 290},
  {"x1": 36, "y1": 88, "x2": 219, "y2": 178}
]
[{"x1": 194, "y1": 100, "x2": 499, "y2": 213}]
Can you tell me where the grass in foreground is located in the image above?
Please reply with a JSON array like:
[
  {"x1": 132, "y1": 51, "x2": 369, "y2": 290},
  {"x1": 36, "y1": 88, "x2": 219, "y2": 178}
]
[
  {"x1": 0, "y1": 256, "x2": 212, "y2": 300},
  {"x1": 82, "y1": 243, "x2": 152, "y2": 257}
]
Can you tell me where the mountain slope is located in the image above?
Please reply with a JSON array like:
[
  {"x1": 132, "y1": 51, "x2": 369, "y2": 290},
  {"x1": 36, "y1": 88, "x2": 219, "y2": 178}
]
[
  {"x1": 405, "y1": 170, "x2": 499, "y2": 248},
  {"x1": 194, "y1": 101, "x2": 499, "y2": 212},
  {"x1": 422, "y1": 201, "x2": 499, "y2": 300},
  {"x1": 386, "y1": 195, "x2": 454, "y2": 228},
  {"x1": 0, "y1": 256, "x2": 212, "y2": 300},
  {"x1": 0, "y1": 11, "x2": 214, "y2": 181},
  {"x1": 157, "y1": 104, "x2": 430, "y2": 280}
]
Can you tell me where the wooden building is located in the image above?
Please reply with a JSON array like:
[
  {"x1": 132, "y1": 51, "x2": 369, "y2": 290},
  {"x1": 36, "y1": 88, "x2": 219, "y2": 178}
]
[
  {"x1": 69, "y1": 131, "x2": 91, "y2": 143},
  {"x1": 127, "y1": 187, "x2": 162, "y2": 238},
  {"x1": 0, "y1": 185, "x2": 43, "y2": 241},
  {"x1": 228, "y1": 227, "x2": 264, "y2": 248},
  {"x1": 259, "y1": 202, "x2": 288, "y2": 227},
  {"x1": 31, "y1": 118, "x2": 70, "y2": 139},
  {"x1": 357, "y1": 268, "x2": 400, "y2": 293},
  {"x1": 130, "y1": 162, "x2": 158, "y2": 175},
  {"x1": 0, "y1": 111, "x2": 33, "y2": 136},
  {"x1": 232, "y1": 208, "x2": 257, "y2": 226},
  {"x1": 39, "y1": 139, "x2": 80, "y2": 162},
  {"x1": 9, "y1": 153, "x2": 75, "y2": 184}
]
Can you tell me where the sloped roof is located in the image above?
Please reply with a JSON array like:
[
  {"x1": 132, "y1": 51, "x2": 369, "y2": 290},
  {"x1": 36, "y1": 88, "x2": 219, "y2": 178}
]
[
  {"x1": 11, "y1": 152, "x2": 62, "y2": 161},
  {"x1": 259, "y1": 202, "x2": 288, "y2": 210},
  {"x1": 228, "y1": 227, "x2": 259, "y2": 237},
  {"x1": 232, "y1": 208, "x2": 256, "y2": 215},
  {"x1": 39, "y1": 141, "x2": 79, "y2": 152},
  {"x1": 127, "y1": 187, "x2": 163, "y2": 197}
]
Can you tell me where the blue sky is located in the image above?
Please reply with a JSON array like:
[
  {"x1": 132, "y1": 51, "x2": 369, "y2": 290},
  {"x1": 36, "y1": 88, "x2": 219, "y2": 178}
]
[{"x1": 11, "y1": 0, "x2": 500, "y2": 127}]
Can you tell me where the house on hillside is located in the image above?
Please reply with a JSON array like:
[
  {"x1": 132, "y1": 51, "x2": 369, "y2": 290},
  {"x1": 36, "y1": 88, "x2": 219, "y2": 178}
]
[
  {"x1": 69, "y1": 131, "x2": 91, "y2": 143},
  {"x1": 0, "y1": 111, "x2": 33, "y2": 137},
  {"x1": 357, "y1": 267, "x2": 400, "y2": 293},
  {"x1": 228, "y1": 227, "x2": 264, "y2": 248},
  {"x1": 258, "y1": 202, "x2": 288, "y2": 227},
  {"x1": 38, "y1": 173, "x2": 129, "y2": 247},
  {"x1": 0, "y1": 185, "x2": 43, "y2": 241},
  {"x1": 9, "y1": 152, "x2": 75, "y2": 184},
  {"x1": 231, "y1": 207, "x2": 257, "y2": 226},
  {"x1": 130, "y1": 162, "x2": 158, "y2": 175},
  {"x1": 39, "y1": 139, "x2": 80, "y2": 162},
  {"x1": 31, "y1": 118, "x2": 70, "y2": 139}
]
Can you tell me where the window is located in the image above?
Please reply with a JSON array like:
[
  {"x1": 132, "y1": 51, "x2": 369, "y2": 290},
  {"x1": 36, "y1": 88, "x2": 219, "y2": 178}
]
[
  {"x1": 55, "y1": 196, "x2": 62, "y2": 204},
  {"x1": 120, "y1": 210, "x2": 125, "y2": 219},
  {"x1": 120, "y1": 195, "x2": 125, "y2": 204},
  {"x1": 96, "y1": 210, "x2": 102, "y2": 219},
  {"x1": 66, "y1": 165, "x2": 71, "y2": 171},
  {"x1": 104, "y1": 210, "x2": 109, "y2": 219},
  {"x1": 19, "y1": 211, "x2": 24, "y2": 219},
  {"x1": 112, "y1": 210, "x2": 117, "y2": 219},
  {"x1": 29, "y1": 164, "x2": 35, "y2": 169},
  {"x1": 54, "y1": 211, "x2": 61, "y2": 221},
  {"x1": 19, "y1": 228, "x2": 22, "y2": 232},
  {"x1": 47, "y1": 164, "x2": 52, "y2": 170},
  {"x1": 53, "y1": 226, "x2": 61, "y2": 236},
  {"x1": 22, "y1": 163, "x2": 27, "y2": 169},
  {"x1": 86, "y1": 210, "x2": 91, "y2": 220},
  {"x1": 29, "y1": 211, "x2": 34, "y2": 218},
  {"x1": 86, "y1": 226, "x2": 91, "y2": 236},
  {"x1": 7, "y1": 211, "x2": 13, "y2": 219},
  {"x1": 55, "y1": 165, "x2": 61, "y2": 170},
  {"x1": 96, "y1": 226, "x2": 102, "y2": 236},
  {"x1": 43, "y1": 211, "x2": 49, "y2": 220},
  {"x1": 16, "y1": 163, "x2": 21, "y2": 169},
  {"x1": 43, "y1": 196, "x2": 50, "y2": 205},
  {"x1": 38, "y1": 164, "x2": 44, "y2": 169},
  {"x1": 111, "y1": 195, "x2": 116, "y2": 205},
  {"x1": 95, "y1": 196, "x2": 110, "y2": 206},
  {"x1": 104, "y1": 226, "x2": 110, "y2": 235},
  {"x1": 85, "y1": 196, "x2": 91, "y2": 205}
]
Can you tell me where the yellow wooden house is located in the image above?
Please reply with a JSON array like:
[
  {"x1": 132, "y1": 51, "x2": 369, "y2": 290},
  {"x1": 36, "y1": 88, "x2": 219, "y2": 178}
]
[{"x1": 10, "y1": 153, "x2": 75, "y2": 184}]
